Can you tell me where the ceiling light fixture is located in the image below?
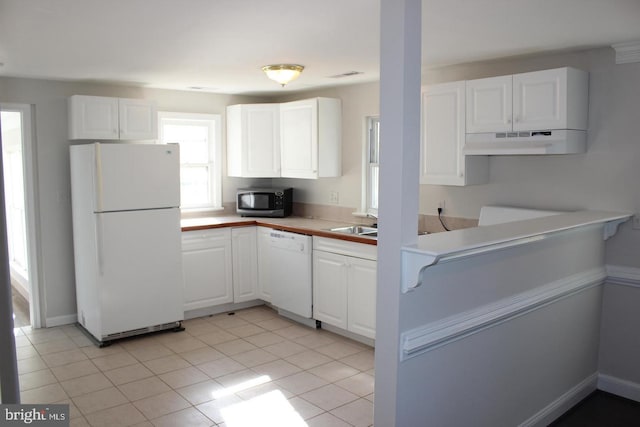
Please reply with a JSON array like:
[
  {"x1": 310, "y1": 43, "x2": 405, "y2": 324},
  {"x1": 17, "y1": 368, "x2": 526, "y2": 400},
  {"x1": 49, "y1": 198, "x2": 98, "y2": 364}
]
[{"x1": 262, "y1": 64, "x2": 304, "y2": 87}]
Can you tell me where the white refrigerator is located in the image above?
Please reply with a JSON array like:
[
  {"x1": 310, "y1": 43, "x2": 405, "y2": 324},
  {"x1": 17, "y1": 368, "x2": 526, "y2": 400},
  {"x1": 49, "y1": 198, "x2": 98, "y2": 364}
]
[{"x1": 70, "y1": 142, "x2": 183, "y2": 345}]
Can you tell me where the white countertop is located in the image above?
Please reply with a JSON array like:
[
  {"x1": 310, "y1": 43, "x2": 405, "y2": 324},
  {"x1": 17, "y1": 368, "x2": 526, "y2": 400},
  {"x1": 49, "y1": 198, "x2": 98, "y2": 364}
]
[
  {"x1": 404, "y1": 210, "x2": 632, "y2": 262},
  {"x1": 400, "y1": 210, "x2": 631, "y2": 293}
]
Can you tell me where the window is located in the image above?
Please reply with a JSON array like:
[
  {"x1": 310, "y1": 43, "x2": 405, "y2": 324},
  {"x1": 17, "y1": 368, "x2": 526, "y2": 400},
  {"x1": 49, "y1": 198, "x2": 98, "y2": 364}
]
[
  {"x1": 158, "y1": 112, "x2": 222, "y2": 210},
  {"x1": 364, "y1": 116, "x2": 380, "y2": 215}
]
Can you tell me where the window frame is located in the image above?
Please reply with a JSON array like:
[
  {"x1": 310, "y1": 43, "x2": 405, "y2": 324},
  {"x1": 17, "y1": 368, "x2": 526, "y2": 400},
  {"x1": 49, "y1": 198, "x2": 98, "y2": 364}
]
[
  {"x1": 157, "y1": 111, "x2": 222, "y2": 211},
  {"x1": 361, "y1": 115, "x2": 380, "y2": 217}
]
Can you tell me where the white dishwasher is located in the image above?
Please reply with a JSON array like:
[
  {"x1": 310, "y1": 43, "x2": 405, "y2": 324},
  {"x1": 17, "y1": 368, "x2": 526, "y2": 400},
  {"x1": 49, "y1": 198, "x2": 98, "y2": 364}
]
[{"x1": 268, "y1": 229, "x2": 313, "y2": 318}]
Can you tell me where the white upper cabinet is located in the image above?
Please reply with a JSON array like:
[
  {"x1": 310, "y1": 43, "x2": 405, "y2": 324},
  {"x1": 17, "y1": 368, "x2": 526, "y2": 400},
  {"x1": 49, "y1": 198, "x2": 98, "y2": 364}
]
[
  {"x1": 68, "y1": 95, "x2": 157, "y2": 140},
  {"x1": 227, "y1": 104, "x2": 281, "y2": 177},
  {"x1": 69, "y1": 95, "x2": 119, "y2": 140},
  {"x1": 513, "y1": 68, "x2": 587, "y2": 131},
  {"x1": 280, "y1": 97, "x2": 341, "y2": 179},
  {"x1": 118, "y1": 98, "x2": 158, "y2": 140},
  {"x1": 466, "y1": 75, "x2": 513, "y2": 133},
  {"x1": 421, "y1": 82, "x2": 488, "y2": 186},
  {"x1": 466, "y1": 67, "x2": 588, "y2": 134}
]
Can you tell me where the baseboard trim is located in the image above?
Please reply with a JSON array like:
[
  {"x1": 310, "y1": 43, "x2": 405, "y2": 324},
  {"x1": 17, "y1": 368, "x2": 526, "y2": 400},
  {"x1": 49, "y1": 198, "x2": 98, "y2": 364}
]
[
  {"x1": 184, "y1": 300, "x2": 264, "y2": 320},
  {"x1": 45, "y1": 314, "x2": 77, "y2": 328},
  {"x1": 401, "y1": 268, "x2": 606, "y2": 360},
  {"x1": 598, "y1": 374, "x2": 640, "y2": 402},
  {"x1": 320, "y1": 322, "x2": 375, "y2": 347},
  {"x1": 519, "y1": 373, "x2": 598, "y2": 427}
]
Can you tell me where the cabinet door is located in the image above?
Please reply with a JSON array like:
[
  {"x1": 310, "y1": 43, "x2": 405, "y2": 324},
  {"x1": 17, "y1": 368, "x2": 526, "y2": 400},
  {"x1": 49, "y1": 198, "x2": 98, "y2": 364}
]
[
  {"x1": 313, "y1": 250, "x2": 348, "y2": 329},
  {"x1": 256, "y1": 227, "x2": 273, "y2": 302},
  {"x1": 466, "y1": 75, "x2": 513, "y2": 133},
  {"x1": 118, "y1": 98, "x2": 157, "y2": 140},
  {"x1": 280, "y1": 99, "x2": 318, "y2": 179},
  {"x1": 347, "y1": 257, "x2": 377, "y2": 339},
  {"x1": 231, "y1": 227, "x2": 258, "y2": 303},
  {"x1": 68, "y1": 95, "x2": 119, "y2": 140},
  {"x1": 245, "y1": 104, "x2": 280, "y2": 177},
  {"x1": 513, "y1": 68, "x2": 567, "y2": 131},
  {"x1": 421, "y1": 82, "x2": 466, "y2": 186},
  {"x1": 182, "y1": 229, "x2": 233, "y2": 311},
  {"x1": 227, "y1": 104, "x2": 280, "y2": 177}
]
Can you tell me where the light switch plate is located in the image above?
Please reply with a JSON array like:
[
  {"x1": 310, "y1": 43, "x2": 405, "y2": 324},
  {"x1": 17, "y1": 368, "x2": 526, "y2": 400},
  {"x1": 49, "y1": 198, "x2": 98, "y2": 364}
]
[{"x1": 330, "y1": 191, "x2": 339, "y2": 204}]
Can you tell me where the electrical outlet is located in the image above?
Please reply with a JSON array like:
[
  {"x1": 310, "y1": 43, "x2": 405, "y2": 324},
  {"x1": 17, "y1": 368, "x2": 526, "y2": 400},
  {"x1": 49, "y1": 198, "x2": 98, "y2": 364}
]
[
  {"x1": 633, "y1": 214, "x2": 640, "y2": 230},
  {"x1": 438, "y1": 201, "x2": 445, "y2": 211},
  {"x1": 330, "y1": 191, "x2": 339, "y2": 204}
]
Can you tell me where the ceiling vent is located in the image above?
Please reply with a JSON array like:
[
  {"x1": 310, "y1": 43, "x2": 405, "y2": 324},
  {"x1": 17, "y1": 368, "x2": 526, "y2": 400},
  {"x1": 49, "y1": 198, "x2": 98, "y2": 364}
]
[
  {"x1": 612, "y1": 40, "x2": 640, "y2": 64},
  {"x1": 329, "y1": 71, "x2": 364, "y2": 79}
]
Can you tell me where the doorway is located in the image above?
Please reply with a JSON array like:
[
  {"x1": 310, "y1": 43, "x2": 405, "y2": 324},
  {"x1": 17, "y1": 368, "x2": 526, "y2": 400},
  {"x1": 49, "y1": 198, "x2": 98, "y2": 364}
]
[{"x1": 0, "y1": 103, "x2": 41, "y2": 328}]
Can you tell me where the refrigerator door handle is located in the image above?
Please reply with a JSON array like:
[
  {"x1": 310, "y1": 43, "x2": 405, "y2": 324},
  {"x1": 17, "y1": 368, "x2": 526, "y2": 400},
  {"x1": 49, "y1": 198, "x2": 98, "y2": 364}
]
[
  {"x1": 95, "y1": 215, "x2": 104, "y2": 276},
  {"x1": 95, "y1": 142, "x2": 104, "y2": 212}
]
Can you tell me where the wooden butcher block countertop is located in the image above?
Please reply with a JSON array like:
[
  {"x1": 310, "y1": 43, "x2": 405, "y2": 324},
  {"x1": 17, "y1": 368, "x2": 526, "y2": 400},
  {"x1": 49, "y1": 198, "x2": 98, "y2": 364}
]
[{"x1": 181, "y1": 215, "x2": 378, "y2": 246}]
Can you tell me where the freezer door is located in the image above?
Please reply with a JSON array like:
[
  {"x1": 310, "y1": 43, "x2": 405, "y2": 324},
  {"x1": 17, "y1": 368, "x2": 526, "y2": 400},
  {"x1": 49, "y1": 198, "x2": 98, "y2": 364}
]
[
  {"x1": 94, "y1": 208, "x2": 183, "y2": 337},
  {"x1": 95, "y1": 143, "x2": 180, "y2": 211}
]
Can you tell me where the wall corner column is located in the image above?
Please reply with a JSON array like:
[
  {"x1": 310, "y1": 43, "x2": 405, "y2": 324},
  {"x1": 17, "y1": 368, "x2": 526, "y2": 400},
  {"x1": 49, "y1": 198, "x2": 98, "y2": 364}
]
[{"x1": 374, "y1": 0, "x2": 422, "y2": 425}]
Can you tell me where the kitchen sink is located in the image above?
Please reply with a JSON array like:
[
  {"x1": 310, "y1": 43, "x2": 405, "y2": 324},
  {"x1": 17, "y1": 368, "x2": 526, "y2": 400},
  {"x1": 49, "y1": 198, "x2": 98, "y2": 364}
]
[{"x1": 328, "y1": 225, "x2": 378, "y2": 238}]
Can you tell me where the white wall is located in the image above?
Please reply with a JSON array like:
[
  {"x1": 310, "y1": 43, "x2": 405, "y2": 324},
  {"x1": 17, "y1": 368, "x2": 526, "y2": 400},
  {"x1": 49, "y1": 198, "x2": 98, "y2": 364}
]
[
  {"x1": 420, "y1": 48, "x2": 639, "y2": 223},
  {"x1": 271, "y1": 49, "x2": 640, "y2": 236},
  {"x1": 0, "y1": 77, "x2": 267, "y2": 325},
  {"x1": 276, "y1": 48, "x2": 640, "y2": 390},
  {"x1": 599, "y1": 282, "x2": 640, "y2": 387},
  {"x1": 419, "y1": 49, "x2": 640, "y2": 389},
  {"x1": 2, "y1": 46, "x2": 639, "y2": 385},
  {"x1": 280, "y1": 47, "x2": 640, "y2": 272}
]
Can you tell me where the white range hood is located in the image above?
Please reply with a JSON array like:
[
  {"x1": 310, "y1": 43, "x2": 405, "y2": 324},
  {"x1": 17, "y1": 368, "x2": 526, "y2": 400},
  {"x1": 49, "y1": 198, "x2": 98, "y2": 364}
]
[{"x1": 464, "y1": 129, "x2": 586, "y2": 155}]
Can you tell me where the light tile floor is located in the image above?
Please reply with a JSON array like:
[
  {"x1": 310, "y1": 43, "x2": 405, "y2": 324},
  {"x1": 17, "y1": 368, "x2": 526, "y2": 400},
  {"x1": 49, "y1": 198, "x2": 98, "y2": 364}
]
[{"x1": 15, "y1": 306, "x2": 375, "y2": 427}]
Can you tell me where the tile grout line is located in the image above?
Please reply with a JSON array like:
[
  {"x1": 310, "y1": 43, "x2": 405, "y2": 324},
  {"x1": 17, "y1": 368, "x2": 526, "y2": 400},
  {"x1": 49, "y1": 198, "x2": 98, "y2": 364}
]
[{"x1": 16, "y1": 305, "x2": 374, "y2": 426}]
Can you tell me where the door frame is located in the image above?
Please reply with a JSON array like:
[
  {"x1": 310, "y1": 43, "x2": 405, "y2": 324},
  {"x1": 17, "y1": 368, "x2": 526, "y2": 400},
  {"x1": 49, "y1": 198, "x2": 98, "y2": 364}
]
[{"x1": 1, "y1": 103, "x2": 43, "y2": 328}]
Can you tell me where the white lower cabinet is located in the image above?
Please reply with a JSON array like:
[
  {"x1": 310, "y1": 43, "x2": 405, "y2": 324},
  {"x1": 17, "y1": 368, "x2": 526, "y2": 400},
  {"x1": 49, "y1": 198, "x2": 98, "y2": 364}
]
[
  {"x1": 346, "y1": 256, "x2": 377, "y2": 338},
  {"x1": 313, "y1": 237, "x2": 377, "y2": 339},
  {"x1": 313, "y1": 251, "x2": 348, "y2": 329},
  {"x1": 231, "y1": 227, "x2": 258, "y2": 303},
  {"x1": 182, "y1": 226, "x2": 259, "y2": 312},
  {"x1": 182, "y1": 226, "x2": 374, "y2": 338},
  {"x1": 181, "y1": 228, "x2": 233, "y2": 311},
  {"x1": 256, "y1": 226, "x2": 273, "y2": 302}
]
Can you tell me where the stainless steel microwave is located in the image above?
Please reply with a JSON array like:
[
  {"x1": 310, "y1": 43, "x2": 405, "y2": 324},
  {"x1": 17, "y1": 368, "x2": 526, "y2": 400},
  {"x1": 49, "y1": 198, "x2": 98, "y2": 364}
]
[{"x1": 236, "y1": 188, "x2": 293, "y2": 217}]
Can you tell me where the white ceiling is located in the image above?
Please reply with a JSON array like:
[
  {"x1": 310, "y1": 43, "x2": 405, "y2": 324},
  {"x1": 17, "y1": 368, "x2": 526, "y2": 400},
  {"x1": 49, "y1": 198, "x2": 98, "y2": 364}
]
[{"x1": 1, "y1": 0, "x2": 639, "y2": 96}]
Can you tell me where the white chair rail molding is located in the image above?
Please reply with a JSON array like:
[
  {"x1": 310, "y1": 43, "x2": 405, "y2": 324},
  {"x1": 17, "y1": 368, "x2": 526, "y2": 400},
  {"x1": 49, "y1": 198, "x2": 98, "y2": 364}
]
[{"x1": 398, "y1": 207, "x2": 633, "y2": 426}]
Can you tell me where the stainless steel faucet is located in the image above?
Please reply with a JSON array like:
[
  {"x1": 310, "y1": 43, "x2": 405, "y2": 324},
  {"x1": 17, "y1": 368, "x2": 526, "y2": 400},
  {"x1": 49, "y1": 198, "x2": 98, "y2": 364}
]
[{"x1": 366, "y1": 212, "x2": 378, "y2": 227}]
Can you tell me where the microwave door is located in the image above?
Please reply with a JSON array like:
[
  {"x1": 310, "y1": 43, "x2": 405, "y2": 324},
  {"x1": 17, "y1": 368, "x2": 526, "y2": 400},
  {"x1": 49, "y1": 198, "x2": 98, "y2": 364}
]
[{"x1": 240, "y1": 193, "x2": 272, "y2": 210}]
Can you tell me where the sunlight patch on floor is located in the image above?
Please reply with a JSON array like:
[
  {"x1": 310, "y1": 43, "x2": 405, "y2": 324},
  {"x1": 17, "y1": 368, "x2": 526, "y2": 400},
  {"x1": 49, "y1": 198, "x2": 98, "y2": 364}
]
[
  {"x1": 221, "y1": 389, "x2": 307, "y2": 427},
  {"x1": 212, "y1": 374, "x2": 271, "y2": 399}
]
